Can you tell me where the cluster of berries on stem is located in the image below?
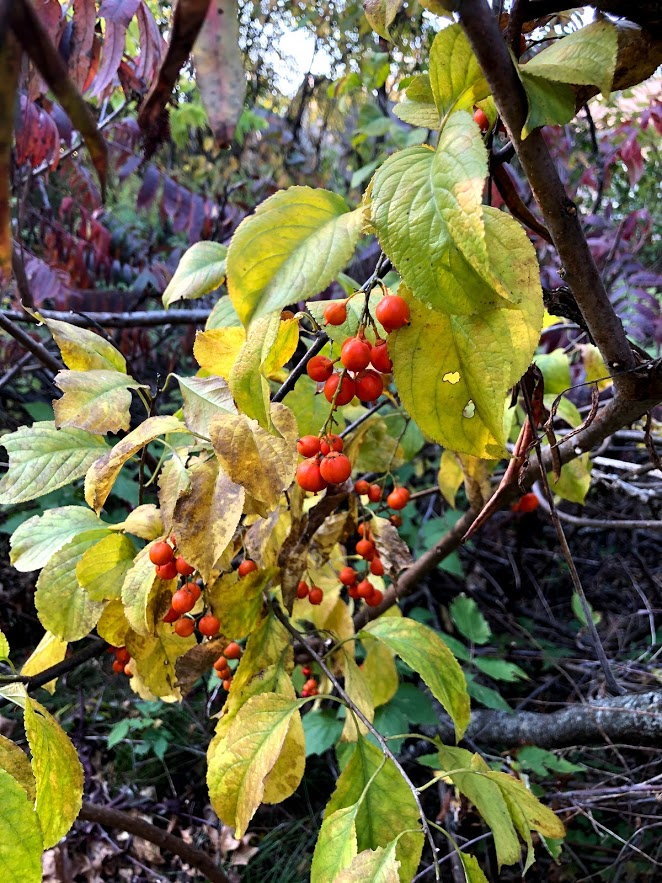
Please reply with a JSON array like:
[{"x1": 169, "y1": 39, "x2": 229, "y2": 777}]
[
  {"x1": 213, "y1": 641, "x2": 242, "y2": 692},
  {"x1": 108, "y1": 645, "x2": 131, "y2": 676},
  {"x1": 300, "y1": 665, "x2": 319, "y2": 698}
]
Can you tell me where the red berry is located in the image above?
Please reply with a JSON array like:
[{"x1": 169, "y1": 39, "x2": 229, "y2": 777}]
[
  {"x1": 473, "y1": 108, "x2": 490, "y2": 132},
  {"x1": 123, "y1": 664, "x2": 132, "y2": 676},
  {"x1": 172, "y1": 588, "x2": 196, "y2": 615},
  {"x1": 324, "y1": 372, "x2": 356, "y2": 406},
  {"x1": 356, "y1": 539, "x2": 376, "y2": 560},
  {"x1": 354, "y1": 479, "x2": 369, "y2": 495},
  {"x1": 375, "y1": 295, "x2": 410, "y2": 332},
  {"x1": 518, "y1": 492, "x2": 540, "y2": 513},
  {"x1": 214, "y1": 655, "x2": 228, "y2": 671},
  {"x1": 389, "y1": 514, "x2": 403, "y2": 527},
  {"x1": 320, "y1": 434, "x2": 343, "y2": 455},
  {"x1": 224, "y1": 641, "x2": 242, "y2": 660},
  {"x1": 112, "y1": 659, "x2": 125, "y2": 673},
  {"x1": 367, "y1": 484, "x2": 382, "y2": 503},
  {"x1": 356, "y1": 579, "x2": 374, "y2": 598},
  {"x1": 222, "y1": 678, "x2": 233, "y2": 691},
  {"x1": 238, "y1": 559, "x2": 258, "y2": 578},
  {"x1": 355, "y1": 369, "x2": 384, "y2": 402},
  {"x1": 319, "y1": 452, "x2": 352, "y2": 485},
  {"x1": 324, "y1": 300, "x2": 348, "y2": 325},
  {"x1": 155, "y1": 561, "x2": 178, "y2": 580},
  {"x1": 370, "y1": 557, "x2": 385, "y2": 576},
  {"x1": 198, "y1": 614, "x2": 220, "y2": 636},
  {"x1": 302, "y1": 666, "x2": 312, "y2": 677},
  {"x1": 303, "y1": 678, "x2": 318, "y2": 692},
  {"x1": 387, "y1": 487, "x2": 410, "y2": 510},
  {"x1": 357, "y1": 523, "x2": 372, "y2": 537},
  {"x1": 163, "y1": 606, "x2": 179, "y2": 623},
  {"x1": 307, "y1": 355, "x2": 335, "y2": 382},
  {"x1": 296, "y1": 581, "x2": 310, "y2": 599},
  {"x1": 175, "y1": 618, "x2": 195, "y2": 637},
  {"x1": 340, "y1": 337, "x2": 371, "y2": 372},
  {"x1": 183, "y1": 581, "x2": 202, "y2": 601},
  {"x1": 339, "y1": 566, "x2": 358, "y2": 586},
  {"x1": 308, "y1": 587, "x2": 324, "y2": 605},
  {"x1": 149, "y1": 541, "x2": 174, "y2": 566},
  {"x1": 296, "y1": 458, "x2": 329, "y2": 493},
  {"x1": 366, "y1": 588, "x2": 384, "y2": 607},
  {"x1": 297, "y1": 435, "x2": 321, "y2": 457},
  {"x1": 115, "y1": 647, "x2": 130, "y2": 665},
  {"x1": 175, "y1": 556, "x2": 195, "y2": 576},
  {"x1": 370, "y1": 339, "x2": 393, "y2": 372},
  {"x1": 348, "y1": 584, "x2": 360, "y2": 599}
]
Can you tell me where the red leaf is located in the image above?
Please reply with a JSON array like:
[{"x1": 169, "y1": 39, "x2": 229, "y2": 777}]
[
  {"x1": 137, "y1": 165, "x2": 162, "y2": 210},
  {"x1": 15, "y1": 97, "x2": 60, "y2": 170},
  {"x1": 89, "y1": 0, "x2": 141, "y2": 98},
  {"x1": 70, "y1": 0, "x2": 97, "y2": 90},
  {"x1": 135, "y1": 1, "x2": 165, "y2": 89}
]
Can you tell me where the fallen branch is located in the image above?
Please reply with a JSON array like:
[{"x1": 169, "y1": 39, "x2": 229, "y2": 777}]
[{"x1": 0, "y1": 308, "x2": 211, "y2": 328}]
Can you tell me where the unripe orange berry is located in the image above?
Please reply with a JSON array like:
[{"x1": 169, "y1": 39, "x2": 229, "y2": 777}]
[{"x1": 224, "y1": 641, "x2": 242, "y2": 660}]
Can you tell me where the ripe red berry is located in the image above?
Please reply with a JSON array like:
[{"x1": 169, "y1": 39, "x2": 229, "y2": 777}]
[
  {"x1": 175, "y1": 618, "x2": 195, "y2": 637},
  {"x1": 339, "y1": 566, "x2": 358, "y2": 586},
  {"x1": 238, "y1": 559, "x2": 258, "y2": 578},
  {"x1": 340, "y1": 337, "x2": 371, "y2": 372},
  {"x1": 320, "y1": 452, "x2": 352, "y2": 484},
  {"x1": 354, "y1": 479, "x2": 370, "y2": 495},
  {"x1": 198, "y1": 614, "x2": 220, "y2": 636},
  {"x1": 224, "y1": 641, "x2": 242, "y2": 660},
  {"x1": 163, "y1": 606, "x2": 179, "y2": 623},
  {"x1": 214, "y1": 655, "x2": 228, "y2": 671},
  {"x1": 115, "y1": 647, "x2": 130, "y2": 665},
  {"x1": 112, "y1": 659, "x2": 125, "y2": 673},
  {"x1": 473, "y1": 108, "x2": 490, "y2": 132},
  {"x1": 357, "y1": 523, "x2": 371, "y2": 537},
  {"x1": 387, "y1": 487, "x2": 410, "y2": 510},
  {"x1": 296, "y1": 581, "x2": 310, "y2": 599},
  {"x1": 356, "y1": 539, "x2": 376, "y2": 560},
  {"x1": 324, "y1": 373, "x2": 356, "y2": 407},
  {"x1": 302, "y1": 666, "x2": 312, "y2": 677},
  {"x1": 366, "y1": 588, "x2": 384, "y2": 607},
  {"x1": 375, "y1": 295, "x2": 410, "y2": 332},
  {"x1": 320, "y1": 433, "x2": 343, "y2": 455},
  {"x1": 348, "y1": 584, "x2": 360, "y2": 599},
  {"x1": 297, "y1": 435, "x2": 321, "y2": 457},
  {"x1": 308, "y1": 587, "x2": 324, "y2": 605},
  {"x1": 370, "y1": 339, "x2": 393, "y2": 372},
  {"x1": 356, "y1": 579, "x2": 374, "y2": 599},
  {"x1": 367, "y1": 484, "x2": 382, "y2": 503},
  {"x1": 155, "y1": 561, "x2": 178, "y2": 580},
  {"x1": 324, "y1": 300, "x2": 348, "y2": 325},
  {"x1": 172, "y1": 588, "x2": 196, "y2": 615},
  {"x1": 389, "y1": 514, "x2": 403, "y2": 528},
  {"x1": 518, "y1": 492, "x2": 540, "y2": 513},
  {"x1": 307, "y1": 355, "x2": 335, "y2": 382},
  {"x1": 355, "y1": 369, "x2": 384, "y2": 402},
  {"x1": 175, "y1": 556, "x2": 195, "y2": 576},
  {"x1": 303, "y1": 678, "x2": 318, "y2": 692},
  {"x1": 296, "y1": 458, "x2": 329, "y2": 493},
  {"x1": 183, "y1": 581, "x2": 201, "y2": 602},
  {"x1": 370, "y1": 557, "x2": 385, "y2": 576},
  {"x1": 150, "y1": 541, "x2": 174, "y2": 566}
]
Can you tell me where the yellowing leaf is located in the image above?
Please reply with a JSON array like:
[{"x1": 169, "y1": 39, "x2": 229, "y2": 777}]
[
  {"x1": 229, "y1": 613, "x2": 292, "y2": 698},
  {"x1": 118, "y1": 504, "x2": 164, "y2": 541},
  {"x1": 171, "y1": 457, "x2": 245, "y2": 585},
  {"x1": 429, "y1": 25, "x2": 489, "y2": 122},
  {"x1": 459, "y1": 851, "x2": 489, "y2": 883},
  {"x1": 419, "y1": 0, "x2": 454, "y2": 14},
  {"x1": 207, "y1": 568, "x2": 274, "y2": 639},
  {"x1": 0, "y1": 628, "x2": 9, "y2": 662},
  {"x1": 364, "y1": 0, "x2": 403, "y2": 39},
  {"x1": 20, "y1": 631, "x2": 67, "y2": 695},
  {"x1": 311, "y1": 802, "x2": 359, "y2": 883},
  {"x1": 210, "y1": 404, "x2": 298, "y2": 516},
  {"x1": 579, "y1": 343, "x2": 611, "y2": 390},
  {"x1": 77, "y1": 533, "x2": 137, "y2": 601},
  {"x1": 0, "y1": 768, "x2": 43, "y2": 883},
  {"x1": 522, "y1": 19, "x2": 617, "y2": 97},
  {"x1": 96, "y1": 599, "x2": 131, "y2": 647},
  {"x1": 10, "y1": 506, "x2": 107, "y2": 572},
  {"x1": 393, "y1": 74, "x2": 440, "y2": 128},
  {"x1": 361, "y1": 617, "x2": 470, "y2": 741},
  {"x1": 174, "y1": 373, "x2": 237, "y2": 436},
  {"x1": 340, "y1": 653, "x2": 375, "y2": 742},
  {"x1": 361, "y1": 635, "x2": 398, "y2": 707},
  {"x1": 40, "y1": 315, "x2": 126, "y2": 372},
  {"x1": 85, "y1": 415, "x2": 184, "y2": 513},
  {"x1": 162, "y1": 241, "x2": 228, "y2": 308},
  {"x1": 194, "y1": 326, "x2": 246, "y2": 377},
  {"x1": 334, "y1": 842, "x2": 401, "y2": 883},
  {"x1": 126, "y1": 622, "x2": 196, "y2": 700},
  {"x1": 0, "y1": 734, "x2": 36, "y2": 802},
  {"x1": 24, "y1": 697, "x2": 84, "y2": 849},
  {"x1": 227, "y1": 186, "x2": 364, "y2": 327},
  {"x1": 121, "y1": 542, "x2": 175, "y2": 636},
  {"x1": 438, "y1": 449, "x2": 464, "y2": 508},
  {"x1": 0, "y1": 422, "x2": 109, "y2": 505},
  {"x1": 54, "y1": 369, "x2": 147, "y2": 434},
  {"x1": 262, "y1": 707, "x2": 306, "y2": 804},
  {"x1": 35, "y1": 531, "x2": 110, "y2": 641},
  {"x1": 157, "y1": 455, "x2": 192, "y2": 534},
  {"x1": 552, "y1": 453, "x2": 591, "y2": 504},
  {"x1": 206, "y1": 295, "x2": 242, "y2": 329}
]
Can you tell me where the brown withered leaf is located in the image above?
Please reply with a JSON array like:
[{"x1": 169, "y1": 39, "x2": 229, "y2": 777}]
[
  {"x1": 175, "y1": 635, "x2": 227, "y2": 695},
  {"x1": 372, "y1": 517, "x2": 413, "y2": 579}
]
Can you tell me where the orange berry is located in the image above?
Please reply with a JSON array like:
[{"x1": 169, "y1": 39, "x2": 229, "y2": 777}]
[
  {"x1": 198, "y1": 614, "x2": 220, "y2": 636},
  {"x1": 354, "y1": 479, "x2": 370, "y2": 495},
  {"x1": 319, "y1": 452, "x2": 352, "y2": 485},
  {"x1": 387, "y1": 487, "x2": 410, "y2": 510},
  {"x1": 375, "y1": 295, "x2": 410, "y2": 332},
  {"x1": 324, "y1": 372, "x2": 356, "y2": 407},
  {"x1": 355, "y1": 369, "x2": 384, "y2": 402},
  {"x1": 224, "y1": 642, "x2": 242, "y2": 660},
  {"x1": 340, "y1": 337, "x2": 371, "y2": 372},
  {"x1": 307, "y1": 355, "x2": 335, "y2": 382},
  {"x1": 473, "y1": 108, "x2": 490, "y2": 132},
  {"x1": 308, "y1": 587, "x2": 324, "y2": 605},
  {"x1": 356, "y1": 538, "x2": 376, "y2": 560},
  {"x1": 370, "y1": 339, "x2": 393, "y2": 372},
  {"x1": 356, "y1": 579, "x2": 374, "y2": 599},
  {"x1": 149, "y1": 541, "x2": 174, "y2": 566},
  {"x1": 163, "y1": 606, "x2": 179, "y2": 623},
  {"x1": 320, "y1": 434, "x2": 343, "y2": 454},
  {"x1": 518, "y1": 492, "x2": 540, "y2": 513},
  {"x1": 370, "y1": 557, "x2": 385, "y2": 576},
  {"x1": 172, "y1": 588, "x2": 196, "y2": 615},
  {"x1": 238, "y1": 559, "x2": 258, "y2": 578},
  {"x1": 175, "y1": 618, "x2": 195, "y2": 637},
  {"x1": 297, "y1": 458, "x2": 329, "y2": 493},
  {"x1": 348, "y1": 584, "x2": 360, "y2": 599},
  {"x1": 155, "y1": 561, "x2": 177, "y2": 580},
  {"x1": 123, "y1": 663, "x2": 132, "y2": 676},
  {"x1": 112, "y1": 659, "x2": 125, "y2": 673},
  {"x1": 297, "y1": 435, "x2": 321, "y2": 457},
  {"x1": 214, "y1": 655, "x2": 228, "y2": 671},
  {"x1": 324, "y1": 300, "x2": 348, "y2": 325},
  {"x1": 183, "y1": 581, "x2": 201, "y2": 601},
  {"x1": 366, "y1": 588, "x2": 384, "y2": 607},
  {"x1": 367, "y1": 484, "x2": 382, "y2": 503},
  {"x1": 389, "y1": 514, "x2": 403, "y2": 527},
  {"x1": 175, "y1": 556, "x2": 195, "y2": 576},
  {"x1": 115, "y1": 647, "x2": 130, "y2": 665},
  {"x1": 339, "y1": 566, "x2": 358, "y2": 586},
  {"x1": 222, "y1": 678, "x2": 233, "y2": 691}
]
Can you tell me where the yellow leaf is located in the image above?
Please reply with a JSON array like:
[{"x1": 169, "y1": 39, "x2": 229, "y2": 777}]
[
  {"x1": 207, "y1": 568, "x2": 275, "y2": 639},
  {"x1": 20, "y1": 631, "x2": 68, "y2": 695},
  {"x1": 96, "y1": 599, "x2": 131, "y2": 647},
  {"x1": 0, "y1": 768, "x2": 43, "y2": 883},
  {"x1": 121, "y1": 542, "x2": 176, "y2": 636},
  {"x1": 438, "y1": 449, "x2": 464, "y2": 508},
  {"x1": 210, "y1": 403, "x2": 298, "y2": 516},
  {"x1": 126, "y1": 622, "x2": 197, "y2": 700},
  {"x1": 157, "y1": 455, "x2": 192, "y2": 535},
  {"x1": 262, "y1": 708, "x2": 306, "y2": 804},
  {"x1": 24, "y1": 697, "x2": 84, "y2": 849},
  {"x1": 54, "y1": 369, "x2": 147, "y2": 434},
  {"x1": 361, "y1": 635, "x2": 398, "y2": 708},
  {"x1": 0, "y1": 734, "x2": 36, "y2": 802},
  {"x1": 194, "y1": 326, "x2": 246, "y2": 377},
  {"x1": 40, "y1": 314, "x2": 126, "y2": 372},
  {"x1": 364, "y1": 0, "x2": 403, "y2": 39},
  {"x1": 579, "y1": 343, "x2": 611, "y2": 390},
  {"x1": 85, "y1": 415, "x2": 184, "y2": 513},
  {"x1": 117, "y1": 504, "x2": 164, "y2": 541},
  {"x1": 552, "y1": 453, "x2": 592, "y2": 504},
  {"x1": 340, "y1": 653, "x2": 375, "y2": 742},
  {"x1": 77, "y1": 533, "x2": 137, "y2": 601},
  {"x1": 171, "y1": 457, "x2": 245, "y2": 585},
  {"x1": 334, "y1": 843, "x2": 401, "y2": 883}
]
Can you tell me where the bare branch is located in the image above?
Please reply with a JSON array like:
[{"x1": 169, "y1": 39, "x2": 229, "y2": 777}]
[
  {"x1": 0, "y1": 311, "x2": 61, "y2": 374},
  {"x1": 1, "y1": 308, "x2": 211, "y2": 328}
]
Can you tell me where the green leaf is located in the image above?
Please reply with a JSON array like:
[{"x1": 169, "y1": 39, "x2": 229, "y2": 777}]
[
  {"x1": 206, "y1": 295, "x2": 242, "y2": 329},
  {"x1": 450, "y1": 594, "x2": 491, "y2": 645},
  {"x1": 389, "y1": 210, "x2": 542, "y2": 458},
  {"x1": 571, "y1": 591, "x2": 601, "y2": 627},
  {"x1": 307, "y1": 291, "x2": 387, "y2": 344},
  {"x1": 552, "y1": 453, "x2": 591, "y2": 504},
  {"x1": 76, "y1": 533, "x2": 137, "y2": 601},
  {"x1": 227, "y1": 186, "x2": 364, "y2": 327},
  {"x1": 473, "y1": 658, "x2": 528, "y2": 683},
  {"x1": 311, "y1": 802, "x2": 360, "y2": 882},
  {"x1": 173, "y1": 373, "x2": 236, "y2": 436},
  {"x1": 10, "y1": 506, "x2": 107, "y2": 572},
  {"x1": 393, "y1": 74, "x2": 440, "y2": 128},
  {"x1": 162, "y1": 241, "x2": 227, "y2": 308},
  {"x1": 465, "y1": 673, "x2": 512, "y2": 711},
  {"x1": 318, "y1": 736, "x2": 423, "y2": 883},
  {"x1": 535, "y1": 349, "x2": 571, "y2": 395},
  {"x1": 54, "y1": 369, "x2": 147, "y2": 435},
  {"x1": 24, "y1": 697, "x2": 84, "y2": 849},
  {"x1": 521, "y1": 20, "x2": 617, "y2": 97},
  {"x1": 40, "y1": 314, "x2": 126, "y2": 372},
  {"x1": 0, "y1": 422, "x2": 109, "y2": 505},
  {"x1": 284, "y1": 373, "x2": 346, "y2": 438},
  {"x1": 0, "y1": 628, "x2": 8, "y2": 662},
  {"x1": 516, "y1": 746, "x2": 583, "y2": 777},
  {"x1": 389, "y1": 683, "x2": 437, "y2": 726},
  {"x1": 459, "y1": 851, "x2": 489, "y2": 883},
  {"x1": 35, "y1": 531, "x2": 109, "y2": 641},
  {"x1": 364, "y1": 0, "x2": 403, "y2": 39},
  {"x1": 303, "y1": 709, "x2": 344, "y2": 757},
  {"x1": 0, "y1": 768, "x2": 43, "y2": 883},
  {"x1": 429, "y1": 24, "x2": 490, "y2": 123},
  {"x1": 519, "y1": 72, "x2": 575, "y2": 138}
]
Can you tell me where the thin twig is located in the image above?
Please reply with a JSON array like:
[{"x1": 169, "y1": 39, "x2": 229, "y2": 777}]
[
  {"x1": 1, "y1": 308, "x2": 211, "y2": 328},
  {"x1": 0, "y1": 311, "x2": 61, "y2": 374},
  {"x1": 272, "y1": 331, "x2": 329, "y2": 403},
  {"x1": 0, "y1": 639, "x2": 106, "y2": 692}
]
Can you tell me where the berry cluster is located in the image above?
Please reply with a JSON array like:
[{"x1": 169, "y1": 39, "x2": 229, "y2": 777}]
[
  {"x1": 108, "y1": 645, "x2": 131, "y2": 675},
  {"x1": 213, "y1": 641, "x2": 242, "y2": 692},
  {"x1": 353, "y1": 479, "x2": 410, "y2": 512},
  {"x1": 296, "y1": 581, "x2": 324, "y2": 605},
  {"x1": 149, "y1": 537, "x2": 195, "y2": 581},
  {"x1": 296, "y1": 433, "x2": 351, "y2": 493},
  {"x1": 300, "y1": 665, "x2": 319, "y2": 698}
]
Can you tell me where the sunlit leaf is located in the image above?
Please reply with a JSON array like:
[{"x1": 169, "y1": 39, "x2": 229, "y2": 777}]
[
  {"x1": 193, "y1": 326, "x2": 246, "y2": 378},
  {"x1": 10, "y1": 506, "x2": 107, "y2": 572},
  {"x1": 118, "y1": 504, "x2": 164, "y2": 541},
  {"x1": 340, "y1": 653, "x2": 375, "y2": 742},
  {"x1": 429, "y1": 24, "x2": 489, "y2": 123},
  {"x1": 54, "y1": 369, "x2": 147, "y2": 434},
  {"x1": 0, "y1": 768, "x2": 42, "y2": 883},
  {"x1": 311, "y1": 802, "x2": 359, "y2": 882},
  {"x1": 77, "y1": 533, "x2": 137, "y2": 601},
  {"x1": 121, "y1": 541, "x2": 176, "y2": 636},
  {"x1": 20, "y1": 631, "x2": 68, "y2": 695},
  {"x1": 39, "y1": 315, "x2": 126, "y2": 372},
  {"x1": 162, "y1": 240, "x2": 228, "y2": 308},
  {"x1": 127, "y1": 621, "x2": 197, "y2": 700}
]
